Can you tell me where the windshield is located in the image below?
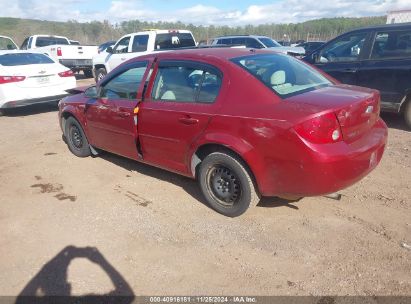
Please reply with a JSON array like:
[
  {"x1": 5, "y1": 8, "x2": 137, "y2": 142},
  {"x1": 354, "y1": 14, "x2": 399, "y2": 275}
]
[
  {"x1": 259, "y1": 38, "x2": 282, "y2": 48},
  {"x1": 231, "y1": 53, "x2": 331, "y2": 98},
  {"x1": 0, "y1": 37, "x2": 17, "y2": 50},
  {"x1": 155, "y1": 33, "x2": 195, "y2": 49},
  {"x1": 0, "y1": 53, "x2": 55, "y2": 66}
]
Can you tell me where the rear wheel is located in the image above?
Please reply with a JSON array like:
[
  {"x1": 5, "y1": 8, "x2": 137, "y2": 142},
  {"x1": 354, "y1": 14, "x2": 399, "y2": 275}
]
[
  {"x1": 84, "y1": 69, "x2": 93, "y2": 78},
  {"x1": 65, "y1": 116, "x2": 91, "y2": 157},
  {"x1": 95, "y1": 68, "x2": 107, "y2": 82},
  {"x1": 198, "y1": 152, "x2": 260, "y2": 217},
  {"x1": 404, "y1": 100, "x2": 411, "y2": 130}
]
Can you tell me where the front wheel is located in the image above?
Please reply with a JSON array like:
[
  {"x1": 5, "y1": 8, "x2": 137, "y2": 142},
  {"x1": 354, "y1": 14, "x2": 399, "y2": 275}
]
[
  {"x1": 198, "y1": 152, "x2": 260, "y2": 217},
  {"x1": 65, "y1": 116, "x2": 91, "y2": 157},
  {"x1": 84, "y1": 69, "x2": 93, "y2": 78}
]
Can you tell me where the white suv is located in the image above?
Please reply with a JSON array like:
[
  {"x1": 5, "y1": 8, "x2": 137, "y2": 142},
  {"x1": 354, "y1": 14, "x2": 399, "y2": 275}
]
[{"x1": 92, "y1": 29, "x2": 196, "y2": 81}]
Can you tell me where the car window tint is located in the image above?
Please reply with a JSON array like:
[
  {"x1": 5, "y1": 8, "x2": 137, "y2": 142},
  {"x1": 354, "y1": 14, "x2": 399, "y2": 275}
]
[
  {"x1": 132, "y1": 35, "x2": 149, "y2": 52},
  {"x1": 152, "y1": 64, "x2": 222, "y2": 103},
  {"x1": 371, "y1": 30, "x2": 411, "y2": 59},
  {"x1": 0, "y1": 37, "x2": 17, "y2": 50},
  {"x1": 114, "y1": 37, "x2": 130, "y2": 53},
  {"x1": 319, "y1": 32, "x2": 367, "y2": 63},
  {"x1": 246, "y1": 38, "x2": 264, "y2": 49},
  {"x1": 100, "y1": 65, "x2": 147, "y2": 100},
  {"x1": 35, "y1": 37, "x2": 69, "y2": 47},
  {"x1": 154, "y1": 33, "x2": 196, "y2": 49},
  {"x1": 232, "y1": 53, "x2": 331, "y2": 98},
  {"x1": 0, "y1": 53, "x2": 54, "y2": 66},
  {"x1": 232, "y1": 37, "x2": 246, "y2": 45}
]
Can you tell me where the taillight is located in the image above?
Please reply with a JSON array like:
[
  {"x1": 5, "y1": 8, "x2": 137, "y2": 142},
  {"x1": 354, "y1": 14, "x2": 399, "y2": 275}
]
[
  {"x1": 57, "y1": 47, "x2": 62, "y2": 56},
  {"x1": 294, "y1": 112, "x2": 342, "y2": 144},
  {"x1": 0, "y1": 76, "x2": 26, "y2": 84},
  {"x1": 58, "y1": 70, "x2": 74, "y2": 77}
]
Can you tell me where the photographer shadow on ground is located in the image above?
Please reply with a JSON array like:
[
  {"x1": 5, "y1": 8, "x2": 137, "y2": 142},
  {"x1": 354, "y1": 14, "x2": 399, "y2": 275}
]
[{"x1": 15, "y1": 246, "x2": 134, "y2": 304}]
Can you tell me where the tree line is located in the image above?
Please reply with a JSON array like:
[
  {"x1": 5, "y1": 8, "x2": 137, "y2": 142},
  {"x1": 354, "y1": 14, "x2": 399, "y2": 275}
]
[{"x1": 0, "y1": 16, "x2": 386, "y2": 46}]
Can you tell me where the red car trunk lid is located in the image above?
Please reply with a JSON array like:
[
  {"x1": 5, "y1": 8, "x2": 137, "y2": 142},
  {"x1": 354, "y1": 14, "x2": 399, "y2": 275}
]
[{"x1": 287, "y1": 84, "x2": 380, "y2": 143}]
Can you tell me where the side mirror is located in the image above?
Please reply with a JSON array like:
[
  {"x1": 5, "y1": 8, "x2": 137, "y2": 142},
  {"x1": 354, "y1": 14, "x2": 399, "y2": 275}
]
[
  {"x1": 106, "y1": 46, "x2": 113, "y2": 54},
  {"x1": 84, "y1": 86, "x2": 98, "y2": 98}
]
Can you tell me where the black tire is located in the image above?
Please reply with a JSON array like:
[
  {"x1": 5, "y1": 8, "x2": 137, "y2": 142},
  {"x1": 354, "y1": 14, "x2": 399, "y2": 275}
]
[
  {"x1": 64, "y1": 116, "x2": 91, "y2": 157},
  {"x1": 84, "y1": 69, "x2": 93, "y2": 78},
  {"x1": 404, "y1": 100, "x2": 411, "y2": 130},
  {"x1": 95, "y1": 68, "x2": 107, "y2": 82},
  {"x1": 198, "y1": 152, "x2": 260, "y2": 217}
]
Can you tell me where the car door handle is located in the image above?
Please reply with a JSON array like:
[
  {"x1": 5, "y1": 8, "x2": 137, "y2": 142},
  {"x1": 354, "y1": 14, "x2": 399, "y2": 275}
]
[
  {"x1": 178, "y1": 116, "x2": 199, "y2": 125},
  {"x1": 343, "y1": 68, "x2": 358, "y2": 73},
  {"x1": 118, "y1": 111, "x2": 130, "y2": 118}
]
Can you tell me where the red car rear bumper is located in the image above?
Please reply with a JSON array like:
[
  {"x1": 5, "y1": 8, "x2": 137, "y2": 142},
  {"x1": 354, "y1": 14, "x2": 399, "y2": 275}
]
[{"x1": 258, "y1": 118, "x2": 388, "y2": 197}]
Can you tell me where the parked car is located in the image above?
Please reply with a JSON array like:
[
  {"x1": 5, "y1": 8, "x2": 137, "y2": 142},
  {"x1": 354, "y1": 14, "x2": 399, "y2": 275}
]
[
  {"x1": 303, "y1": 23, "x2": 411, "y2": 129},
  {"x1": 20, "y1": 35, "x2": 98, "y2": 78},
  {"x1": 296, "y1": 41, "x2": 326, "y2": 54},
  {"x1": 59, "y1": 48, "x2": 387, "y2": 217},
  {"x1": 92, "y1": 29, "x2": 196, "y2": 81},
  {"x1": 98, "y1": 40, "x2": 116, "y2": 54},
  {"x1": 0, "y1": 36, "x2": 18, "y2": 50},
  {"x1": 210, "y1": 35, "x2": 305, "y2": 56},
  {"x1": 0, "y1": 51, "x2": 76, "y2": 114}
]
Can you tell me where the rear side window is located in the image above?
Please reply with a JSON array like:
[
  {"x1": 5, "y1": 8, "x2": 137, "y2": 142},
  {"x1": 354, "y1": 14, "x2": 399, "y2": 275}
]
[
  {"x1": 232, "y1": 53, "x2": 331, "y2": 98},
  {"x1": 132, "y1": 35, "x2": 149, "y2": 52},
  {"x1": 0, "y1": 37, "x2": 17, "y2": 50},
  {"x1": 154, "y1": 33, "x2": 195, "y2": 49},
  {"x1": 371, "y1": 30, "x2": 411, "y2": 59},
  {"x1": 0, "y1": 53, "x2": 54, "y2": 66},
  {"x1": 152, "y1": 62, "x2": 222, "y2": 103},
  {"x1": 35, "y1": 37, "x2": 69, "y2": 47},
  {"x1": 100, "y1": 62, "x2": 148, "y2": 100}
]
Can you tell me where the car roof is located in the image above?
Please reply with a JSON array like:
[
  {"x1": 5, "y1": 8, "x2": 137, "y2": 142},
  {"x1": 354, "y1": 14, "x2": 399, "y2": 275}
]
[
  {"x1": 214, "y1": 35, "x2": 269, "y2": 39},
  {"x1": 128, "y1": 47, "x2": 279, "y2": 63},
  {"x1": 0, "y1": 50, "x2": 48, "y2": 55},
  {"x1": 344, "y1": 22, "x2": 411, "y2": 33}
]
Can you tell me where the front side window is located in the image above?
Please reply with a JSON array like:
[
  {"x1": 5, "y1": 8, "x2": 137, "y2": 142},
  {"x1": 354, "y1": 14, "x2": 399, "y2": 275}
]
[
  {"x1": 0, "y1": 53, "x2": 54, "y2": 66},
  {"x1": 113, "y1": 37, "x2": 130, "y2": 53},
  {"x1": 371, "y1": 30, "x2": 411, "y2": 59},
  {"x1": 246, "y1": 38, "x2": 264, "y2": 49},
  {"x1": 100, "y1": 63, "x2": 148, "y2": 100},
  {"x1": 319, "y1": 32, "x2": 367, "y2": 63},
  {"x1": 232, "y1": 53, "x2": 331, "y2": 98},
  {"x1": 259, "y1": 37, "x2": 281, "y2": 48},
  {"x1": 132, "y1": 35, "x2": 149, "y2": 52},
  {"x1": 152, "y1": 63, "x2": 222, "y2": 103}
]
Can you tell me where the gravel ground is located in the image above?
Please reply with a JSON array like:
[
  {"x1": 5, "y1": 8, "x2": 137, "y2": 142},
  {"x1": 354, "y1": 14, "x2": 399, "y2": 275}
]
[{"x1": 0, "y1": 76, "x2": 410, "y2": 297}]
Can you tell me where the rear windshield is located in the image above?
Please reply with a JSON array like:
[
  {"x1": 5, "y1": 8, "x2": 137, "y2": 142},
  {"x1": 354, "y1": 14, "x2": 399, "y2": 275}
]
[
  {"x1": 231, "y1": 53, "x2": 331, "y2": 98},
  {"x1": 0, "y1": 53, "x2": 55, "y2": 66},
  {"x1": 155, "y1": 33, "x2": 195, "y2": 49},
  {"x1": 35, "y1": 37, "x2": 69, "y2": 47},
  {"x1": 0, "y1": 37, "x2": 17, "y2": 50}
]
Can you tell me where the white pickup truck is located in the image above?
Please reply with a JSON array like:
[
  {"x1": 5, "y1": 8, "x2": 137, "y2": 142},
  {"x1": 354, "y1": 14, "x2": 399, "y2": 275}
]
[
  {"x1": 20, "y1": 35, "x2": 98, "y2": 78},
  {"x1": 92, "y1": 29, "x2": 196, "y2": 81}
]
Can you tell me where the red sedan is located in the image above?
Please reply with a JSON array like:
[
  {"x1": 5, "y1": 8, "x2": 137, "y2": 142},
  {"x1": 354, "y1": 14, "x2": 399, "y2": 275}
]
[{"x1": 58, "y1": 48, "x2": 387, "y2": 217}]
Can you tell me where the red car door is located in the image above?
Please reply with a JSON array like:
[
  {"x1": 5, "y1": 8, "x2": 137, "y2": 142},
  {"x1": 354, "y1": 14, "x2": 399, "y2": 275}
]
[
  {"x1": 86, "y1": 61, "x2": 150, "y2": 160},
  {"x1": 138, "y1": 60, "x2": 223, "y2": 174}
]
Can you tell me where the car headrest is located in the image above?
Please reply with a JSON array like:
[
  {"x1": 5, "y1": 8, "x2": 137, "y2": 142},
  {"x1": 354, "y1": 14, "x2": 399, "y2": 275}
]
[{"x1": 271, "y1": 70, "x2": 286, "y2": 86}]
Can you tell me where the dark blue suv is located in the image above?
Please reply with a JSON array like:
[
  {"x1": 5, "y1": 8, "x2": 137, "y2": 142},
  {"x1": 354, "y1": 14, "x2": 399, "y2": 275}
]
[{"x1": 304, "y1": 23, "x2": 411, "y2": 129}]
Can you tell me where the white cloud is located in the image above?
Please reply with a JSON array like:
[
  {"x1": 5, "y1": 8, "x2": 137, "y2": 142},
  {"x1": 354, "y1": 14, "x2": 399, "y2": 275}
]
[{"x1": 0, "y1": 0, "x2": 411, "y2": 25}]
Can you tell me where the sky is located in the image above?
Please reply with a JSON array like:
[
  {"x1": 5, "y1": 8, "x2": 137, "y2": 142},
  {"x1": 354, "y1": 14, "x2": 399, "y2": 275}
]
[{"x1": 1, "y1": 0, "x2": 410, "y2": 25}]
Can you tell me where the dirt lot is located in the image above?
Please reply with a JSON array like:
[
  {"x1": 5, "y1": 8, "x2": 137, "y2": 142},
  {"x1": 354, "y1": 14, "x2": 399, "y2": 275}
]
[{"x1": 0, "y1": 75, "x2": 410, "y2": 297}]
